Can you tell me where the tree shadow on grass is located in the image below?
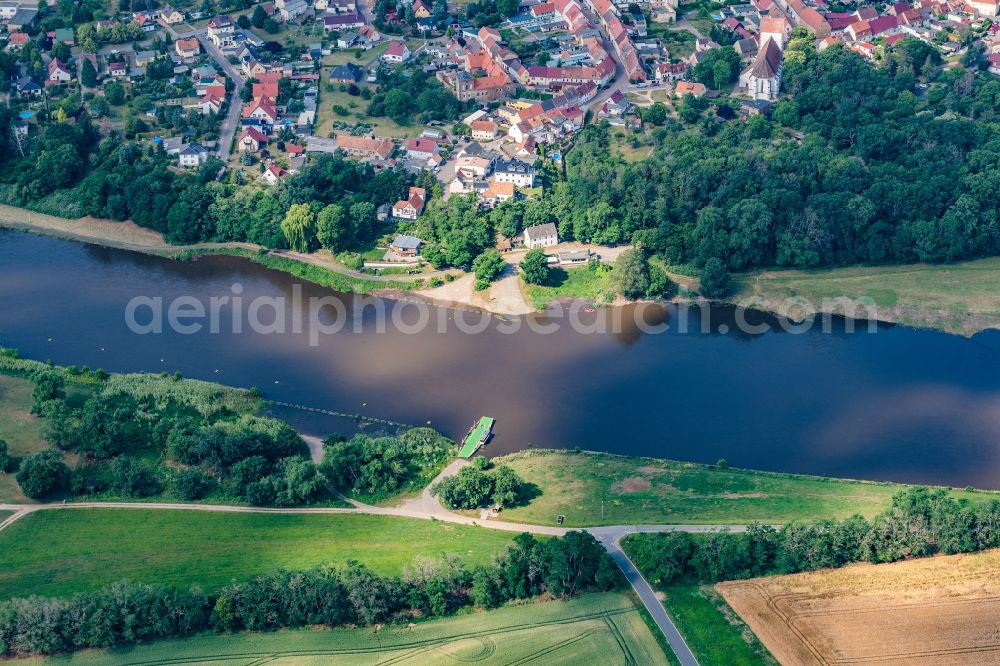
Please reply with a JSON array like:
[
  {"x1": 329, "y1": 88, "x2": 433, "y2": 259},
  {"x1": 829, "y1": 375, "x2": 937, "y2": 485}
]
[
  {"x1": 510, "y1": 481, "x2": 542, "y2": 509},
  {"x1": 541, "y1": 268, "x2": 569, "y2": 288}
]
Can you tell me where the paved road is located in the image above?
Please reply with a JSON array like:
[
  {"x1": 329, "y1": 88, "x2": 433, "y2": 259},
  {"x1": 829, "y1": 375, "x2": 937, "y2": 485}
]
[
  {"x1": 195, "y1": 32, "x2": 246, "y2": 161},
  {"x1": 595, "y1": 529, "x2": 700, "y2": 666}
]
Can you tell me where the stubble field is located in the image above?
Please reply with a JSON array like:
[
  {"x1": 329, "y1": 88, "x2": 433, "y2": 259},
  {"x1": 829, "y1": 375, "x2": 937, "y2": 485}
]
[{"x1": 718, "y1": 548, "x2": 1000, "y2": 665}]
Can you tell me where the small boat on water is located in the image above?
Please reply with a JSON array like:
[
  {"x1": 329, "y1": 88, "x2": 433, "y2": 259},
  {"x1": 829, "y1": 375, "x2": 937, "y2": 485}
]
[{"x1": 459, "y1": 416, "x2": 495, "y2": 457}]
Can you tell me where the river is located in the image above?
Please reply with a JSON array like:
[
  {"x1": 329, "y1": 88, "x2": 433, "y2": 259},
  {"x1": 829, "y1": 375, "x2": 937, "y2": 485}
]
[{"x1": 3, "y1": 228, "x2": 1000, "y2": 488}]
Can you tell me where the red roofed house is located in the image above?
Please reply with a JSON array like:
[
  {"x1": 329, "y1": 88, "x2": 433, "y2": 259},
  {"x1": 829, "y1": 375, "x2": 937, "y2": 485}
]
[
  {"x1": 252, "y1": 81, "x2": 279, "y2": 100},
  {"x1": 405, "y1": 138, "x2": 438, "y2": 161},
  {"x1": 470, "y1": 119, "x2": 498, "y2": 141},
  {"x1": 262, "y1": 161, "x2": 288, "y2": 186},
  {"x1": 412, "y1": 0, "x2": 431, "y2": 17},
  {"x1": 531, "y1": 2, "x2": 556, "y2": 17},
  {"x1": 243, "y1": 97, "x2": 277, "y2": 123},
  {"x1": 48, "y1": 58, "x2": 72, "y2": 82},
  {"x1": 175, "y1": 37, "x2": 200, "y2": 59},
  {"x1": 675, "y1": 80, "x2": 707, "y2": 97},
  {"x1": 238, "y1": 127, "x2": 269, "y2": 152},
  {"x1": 382, "y1": 40, "x2": 410, "y2": 63},
  {"x1": 392, "y1": 187, "x2": 427, "y2": 220},
  {"x1": 7, "y1": 32, "x2": 29, "y2": 49}
]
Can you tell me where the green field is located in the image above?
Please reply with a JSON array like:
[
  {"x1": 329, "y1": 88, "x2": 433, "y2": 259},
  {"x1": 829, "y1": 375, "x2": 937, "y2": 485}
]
[
  {"x1": 0, "y1": 374, "x2": 93, "y2": 502},
  {"x1": 493, "y1": 450, "x2": 994, "y2": 527},
  {"x1": 736, "y1": 257, "x2": 1000, "y2": 335},
  {"x1": 656, "y1": 584, "x2": 773, "y2": 666},
  {"x1": 19, "y1": 593, "x2": 667, "y2": 665},
  {"x1": 0, "y1": 510, "x2": 517, "y2": 599},
  {"x1": 522, "y1": 264, "x2": 616, "y2": 310}
]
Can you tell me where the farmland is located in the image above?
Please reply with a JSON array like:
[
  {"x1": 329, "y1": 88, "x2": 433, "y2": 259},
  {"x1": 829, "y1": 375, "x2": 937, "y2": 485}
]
[
  {"x1": 492, "y1": 450, "x2": 994, "y2": 527},
  {"x1": 0, "y1": 509, "x2": 517, "y2": 598},
  {"x1": 20, "y1": 593, "x2": 667, "y2": 666},
  {"x1": 719, "y1": 548, "x2": 1000, "y2": 665}
]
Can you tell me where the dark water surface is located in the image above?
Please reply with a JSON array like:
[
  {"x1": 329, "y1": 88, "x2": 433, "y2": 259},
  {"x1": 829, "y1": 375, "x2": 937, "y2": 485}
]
[{"x1": 3, "y1": 228, "x2": 1000, "y2": 487}]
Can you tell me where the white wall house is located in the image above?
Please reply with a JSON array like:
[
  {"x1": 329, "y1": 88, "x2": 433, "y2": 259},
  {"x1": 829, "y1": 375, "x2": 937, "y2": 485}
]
[{"x1": 524, "y1": 223, "x2": 558, "y2": 249}]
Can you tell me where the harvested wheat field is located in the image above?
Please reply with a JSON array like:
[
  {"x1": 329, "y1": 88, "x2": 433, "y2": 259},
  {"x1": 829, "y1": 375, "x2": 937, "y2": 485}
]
[{"x1": 718, "y1": 549, "x2": 1000, "y2": 665}]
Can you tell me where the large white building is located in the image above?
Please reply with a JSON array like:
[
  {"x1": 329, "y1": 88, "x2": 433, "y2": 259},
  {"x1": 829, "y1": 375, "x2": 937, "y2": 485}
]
[
  {"x1": 493, "y1": 158, "x2": 535, "y2": 188},
  {"x1": 524, "y1": 223, "x2": 558, "y2": 249}
]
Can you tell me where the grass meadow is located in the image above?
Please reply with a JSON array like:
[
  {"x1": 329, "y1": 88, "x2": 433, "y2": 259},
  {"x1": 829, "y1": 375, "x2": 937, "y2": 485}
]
[
  {"x1": 492, "y1": 450, "x2": 995, "y2": 527},
  {"x1": 0, "y1": 509, "x2": 518, "y2": 599}
]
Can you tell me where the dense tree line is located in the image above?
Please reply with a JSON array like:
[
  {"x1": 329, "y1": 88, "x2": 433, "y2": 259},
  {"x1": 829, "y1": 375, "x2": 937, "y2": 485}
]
[
  {"x1": 626, "y1": 488, "x2": 1000, "y2": 586},
  {"x1": 321, "y1": 429, "x2": 454, "y2": 500},
  {"x1": 0, "y1": 119, "x2": 412, "y2": 248},
  {"x1": 20, "y1": 369, "x2": 324, "y2": 506},
  {"x1": 535, "y1": 36, "x2": 1000, "y2": 281},
  {"x1": 0, "y1": 532, "x2": 619, "y2": 658}
]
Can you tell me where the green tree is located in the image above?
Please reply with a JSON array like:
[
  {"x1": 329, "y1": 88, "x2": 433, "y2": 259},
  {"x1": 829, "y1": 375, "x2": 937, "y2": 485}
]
[
  {"x1": 281, "y1": 203, "x2": 316, "y2": 253},
  {"x1": 104, "y1": 80, "x2": 126, "y2": 105},
  {"x1": 643, "y1": 102, "x2": 668, "y2": 126},
  {"x1": 519, "y1": 248, "x2": 549, "y2": 285},
  {"x1": 174, "y1": 468, "x2": 211, "y2": 500},
  {"x1": 51, "y1": 41, "x2": 71, "y2": 63},
  {"x1": 16, "y1": 449, "x2": 70, "y2": 499},
  {"x1": 0, "y1": 439, "x2": 8, "y2": 473},
  {"x1": 315, "y1": 203, "x2": 351, "y2": 251},
  {"x1": 613, "y1": 248, "x2": 650, "y2": 300},
  {"x1": 699, "y1": 257, "x2": 729, "y2": 298},
  {"x1": 472, "y1": 249, "x2": 506, "y2": 290},
  {"x1": 251, "y1": 4, "x2": 267, "y2": 27},
  {"x1": 81, "y1": 58, "x2": 97, "y2": 87}
]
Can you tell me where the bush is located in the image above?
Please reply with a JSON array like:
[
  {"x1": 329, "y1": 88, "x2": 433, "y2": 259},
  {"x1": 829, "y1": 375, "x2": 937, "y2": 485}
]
[
  {"x1": 432, "y1": 460, "x2": 527, "y2": 510},
  {"x1": 16, "y1": 449, "x2": 70, "y2": 499},
  {"x1": 0, "y1": 438, "x2": 8, "y2": 473},
  {"x1": 322, "y1": 429, "x2": 452, "y2": 500},
  {"x1": 173, "y1": 468, "x2": 211, "y2": 500},
  {"x1": 519, "y1": 249, "x2": 549, "y2": 285},
  {"x1": 109, "y1": 456, "x2": 162, "y2": 498}
]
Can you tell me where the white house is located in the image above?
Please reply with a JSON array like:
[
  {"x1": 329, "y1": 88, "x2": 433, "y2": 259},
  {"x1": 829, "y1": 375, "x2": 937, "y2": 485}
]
[
  {"x1": 392, "y1": 187, "x2": 427, "y2": 220},
  {"x1": 47, "y1": 58, "x2": 72, "y2": 82},
  {"x1": 405, "y1": 137, "x2": 438, "y2": 161},
  {"x1": 524, "y1": 223, "x2": 558, "y2": 249},
  {"x1": 382, "y1": 40, "x2": 410, "y2": 63},
  {"x1": 178, "y1": 142, "x2": 211, "y2": 167},
  {"x1": 493, "y1": 158, "x2": 535, "y2": 188}
]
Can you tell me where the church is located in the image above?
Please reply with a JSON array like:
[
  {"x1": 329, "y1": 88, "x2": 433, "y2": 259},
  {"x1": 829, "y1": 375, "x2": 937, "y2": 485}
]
[{"x1": 739, "y1": 37, "x2": 783, "y2": 101}]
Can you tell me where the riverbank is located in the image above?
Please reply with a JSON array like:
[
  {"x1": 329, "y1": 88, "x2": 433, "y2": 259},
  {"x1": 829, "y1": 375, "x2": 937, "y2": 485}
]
[
  {"x1": 0, "y1": 205, "x2": 424, "y2": 296},
  {"x1": 732, "y1": 261, "x2": 1000, "y2": 336},
  {"x1": 490, "y1": 450, "x2": 998, "y2": 527}
]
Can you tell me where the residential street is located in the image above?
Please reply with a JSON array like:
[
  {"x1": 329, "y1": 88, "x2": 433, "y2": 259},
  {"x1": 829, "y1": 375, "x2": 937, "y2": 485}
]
[{"x1": 196, "y1": 32, "x2": 245, "y2": 161}]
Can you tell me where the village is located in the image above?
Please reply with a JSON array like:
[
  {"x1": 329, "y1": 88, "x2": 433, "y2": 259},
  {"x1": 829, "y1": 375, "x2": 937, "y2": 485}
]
[{"x1": 3, "y1": 0, "x2": 1000, "y2": 268}]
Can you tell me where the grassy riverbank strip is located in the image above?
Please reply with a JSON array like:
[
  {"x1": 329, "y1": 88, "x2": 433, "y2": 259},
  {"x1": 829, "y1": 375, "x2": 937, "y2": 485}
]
[
  {"x1": 733, "y1": 259, "x2": 1000, "y2": 335},
  {"x1": 173, "y1": 246, "x2": 421, "y2": 294},
  {"x1": 0, "y1": 509, "x2": 519, "y2": 599},
  {"x1": 492, "y1": 450, "x2": 995, "y2": 527},
  {"x1": 20, "y1": 592, "x2": 667, "y2": 666},
  {"x1": 0, "y1": 206, "x2": 420, "y2": 295}
]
